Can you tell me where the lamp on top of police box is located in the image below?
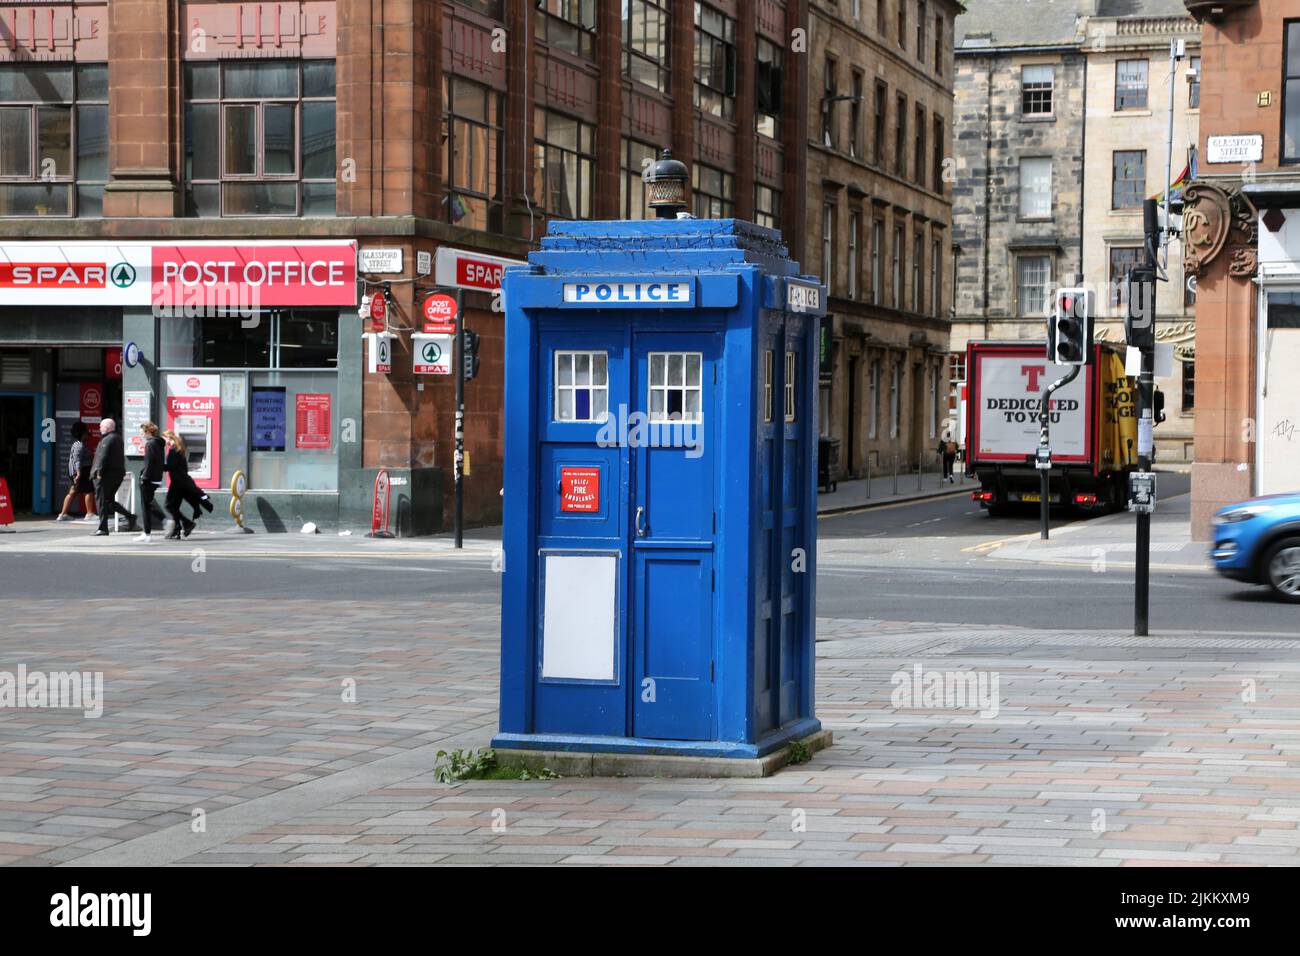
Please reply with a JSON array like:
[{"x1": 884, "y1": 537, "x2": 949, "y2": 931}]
[{"x1": 647, "y1": 148, "x2": 689, "y2": 220}]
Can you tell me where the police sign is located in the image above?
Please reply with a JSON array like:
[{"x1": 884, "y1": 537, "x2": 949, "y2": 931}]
[{"x1": 562, "y1": 280, "x2": 692, "y2": 306}]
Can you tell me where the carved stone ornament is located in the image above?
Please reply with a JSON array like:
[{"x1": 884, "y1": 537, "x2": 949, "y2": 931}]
[{"x1": 1182, "y1": 181, "x2": 1258, "y2": 278}]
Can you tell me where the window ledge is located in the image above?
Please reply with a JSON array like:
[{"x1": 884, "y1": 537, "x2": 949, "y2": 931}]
[
  {"x1": 1112, "y1": 109, "x2": 1153, "y2": 117},
  {"x1": 1019, "y1": 114, "x2": 1056, "y2": 122}
]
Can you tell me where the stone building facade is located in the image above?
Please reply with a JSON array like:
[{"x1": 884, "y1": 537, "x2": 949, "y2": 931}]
[
  {"x1": 1182, "y1": 0, "x2": 1300, "y2": 537},
  {"x1": 0, "y1": 0, "x2": 811, "y2": 530},
  {"x1": 951, "y1": 0, "x2": 1199, "y2": 466},
  {"x1": 806, "y1": 0, "x2": 961, "y2": 479}
]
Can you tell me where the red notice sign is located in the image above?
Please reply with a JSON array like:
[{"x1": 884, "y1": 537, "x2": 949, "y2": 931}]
[
  {"x1": 560, "y1": 467, "x2": 600, "y2": 514},
  {"x1": 295, "y1": 393, "x2": 332, "y2": 449}
]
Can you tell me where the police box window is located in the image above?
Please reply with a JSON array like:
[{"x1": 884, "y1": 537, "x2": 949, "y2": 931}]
[
  {"x1": 784, "y1": 351, "x2": 796, "y2": 422},
  {"x1": 554, "y1": 351, "x2": 608, "y2": 422},
  {"x1": 184, "y1": 59, "x2": 337, "y2": 217},
  {"x1": 0, "y1": 64, "x2": 107, "y2": 218},
  {"x1": 648, "y1": 352, "x2": 702, "y2": 422}
]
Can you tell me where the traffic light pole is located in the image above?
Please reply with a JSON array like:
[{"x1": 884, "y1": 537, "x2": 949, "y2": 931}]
[
  {"x1": 1134, "y1": 199, "x2": 1160, "y2": 637},
  {"x1": 1037, "y1": 366, "x2": 1080, "y2": 541},
  {"x1": 453, "y1": 289, "x2": 465, "y2": 550}
]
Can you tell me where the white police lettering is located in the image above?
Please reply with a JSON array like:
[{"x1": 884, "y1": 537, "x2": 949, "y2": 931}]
[
  {"x1": 563, "y1": 281, "x2": 691, "y2": 304},
  {"x1": 788, "y1": 283, "x2": 820, "y2": 313}
]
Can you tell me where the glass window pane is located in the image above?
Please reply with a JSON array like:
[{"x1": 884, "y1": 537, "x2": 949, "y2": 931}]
[
  {"x1": 650, "y1": 389, "x2": 665, "y2": 418},
  {"x1": 185, "y1": 62, "x2": 219, "y2": 100},
  {"x1": 650, "y1": 353, "x2": 665, "y2": 385},
  {"x1": 302, "y1": 182, "x2": 336, "y2": 216},
  {"x1": 76, "y1": 104, "x2": 108, "y2": 182},
  {"x1": 277, "y1": 310, "x2": 339, "y2": 368},
  {"x1": 0, "y1": 107, "x2": 31, "y2": 177},
  {"x1": 593, "y1": 353, "x2": 607, "y2": 385},
  {"x1": 223, "y1": 181, "x2": 297, "y2": 216},
  {"x1": 223, "y1": 61, "x2": 299, "y2": 99},
  {"x1": 593, "y1": 389, "x2": 607, "y2": 420},
  {"x1": 76, "y1": 64, "x2": 109, "y2": 102},
  {"x1": 685, "y1": 389, "x2": 700, "y2": 419},
  {"x1": 0, "y1": 182, "x2": 71, "y2": 216},
  {"x1": 558, "y1": 353, "x2": 573, "y2": 385},
  {"x1": 668, "y1": 353, "x2": 684, "y2": 386},
  {"x1": 558, "y1": 389, "x2": 574, "y2": 420},
  {"x1": 576, "y1": 353, "x2": 590, "y2": 385},
  {"x1": 186, "y1": 183, "x2": 221, "y2": 218},
  {"x1": 300, "y1": 102, "x2": 335, "y2": 180},
  {"x1": 0, "y1": 65, "x2": 73, "y2": 102},
  {"x1": 223, "y1": 104, "x2": 257, "y2": 175},
  {"x1": 77, "y1": 184, "x2": 103, "y2": 218},
  {"x1": 575, "y1": 388, "x2": 591, "y2": 420},
  {"x1": 686, "y1": 353, "x2": 701, "y2": 386},
  {"x1": 302, "y1": 60, "x2": 336, "y2": 98},
  {"x1": 37, "y1": 106, "x2": 72, "y2": 178},
  {"x1": 263, "y1": 104, "x2": 296, "y2": 175},
  {"x1": 186, "y1": 103, "x2": 220, "y2": 181}
]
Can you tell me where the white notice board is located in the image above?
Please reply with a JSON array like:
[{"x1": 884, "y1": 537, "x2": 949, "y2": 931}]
[{"x1": 541, "y1": 553, "x2": 617, "y2": 681}]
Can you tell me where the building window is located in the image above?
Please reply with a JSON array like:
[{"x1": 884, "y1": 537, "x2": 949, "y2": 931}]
[
  {"x1": 914, "y1": 104, "x2": 926, "y2": 183},
  {"x1": 554, "y1": 351, "x2": 609, "y2": 422},
  {"x1": 931, "y1": 239, "x2": 942, "y2": 317},
  {"x1": 693, "y1": 163, "x2": 734, "y2": 218},
  {"x1": 877, "y1": 0, "x2": 887, "y2": 36},
  {"x1": 822, "y1": 202, "x2": 836, "y2": 294},
  {"x1": 694, "y1": 2, "x2": 737, "y2": 120},
  {"x1": 892, "y1": 224, "x2": 904, "y2": 309},
  {"x1": 1115, "y1": 59, "x2": 1149, "y2": 111},
  {"x1": 871, "y1": 218, "x2": 884, "y2": 305},
  {"x1": 898, "y1": 0, "x2": 907, "y2": 47},
  {"x1": 1021, "y1": 64, "x2": 1054, "y2": 116},
  {"x1": 935, "y1": 13, "x2": 944, "y2": 75},
  {"x1": 184, "y1": 59, "x2": 337, "y2": 218},
  {"x1": 894, "y1": 93, "x2": 907, "y2": 175},
  {"x1": 163, "y1": 310, "x2": 339, "y2": 369},
  {"x1": 948, "y1": 352, "x2": 966, "y2": 389},
  {"x1": 1182, "y1": 360, "x2": 1195, "y2": 411},
  {"x1": 912, "y1": 232, "x2": 924, "y2": 313},
  {"x1": 754, "y1": 183, "x2": 780, "y2": 229},
  {"x1": 932, "y1": 115, "x2": 943, "y2": 190},
  {"x1": 1285, "y1": 22, "x2": 1300, "y2": 161},
  {"x1": 535, "y1": 109, "x2": 595, "y2": 220},
  {"x1": 873, "y1": 81, "x2": 888, "y2": 166},
  {"x1": 1189, "y1": 55, "x2": 1200, "y2": 110},
  {"x1": 1109, "y1": 246, "x2": 1143, "y2": 308},
  {"x1": 756, "y1": 37, "x2": 784, "y2": 138},
  {"x1": 1184, "y1": 263, "x2": 1197, "y2": 308},
  {"x1": 849, "y1": 70, "x2": 865, "y2": 158},
  {"x1": 0, "y1": 63, "x2": 106, "y2": 218},
  {"x1": 443, "y1": 77, "x2": 503, "y2": 232},
  {"x1": 1112, "y1": 150, "x2": 1146, "y2": 209},
  {"x1": 536, "y1": 0, "x2": 597, "y2": 59},
  {"x1": 622, "y1": 139, "x2": 658, "y2": 220},
  {"x1": 648, "y1": 352, "x2": 703, "y2": 422},
  {"x1": 868, "y1": 357, "x2": 880, "y2": 439},
  {"x1": 764, "y1": 349, "x2": 774, "y2": 423},
  {"x1": 889, "y1": 361, "x2": 900, "y2": 439},
  {"x1": 852, "y1": 0, "x2": 861, "y2": 19},
  {"x1": 848, "y1": 211, "x2": 861, "y2": 299},
  {"x1": 1019, "y1": 157, "x2": 1052, "y2": 219},
  {"x1": 784, "y1": 351, "x2": 797, "y2": 422},
  {"x1": 917, "y1": 2, "x2": 927, "y2": 60},
  {"x1": 623, "y1": 0, "x2": 670, "y2": 92},
  {"x1": 822, "y1": 57, "x2": 838, "y2": 148},
  {"x1": 1017, "y1": 255, "x2": 1051, "y2": 317},
  {"x1": 929, "y1": 364, "x2": 940, "y2": 440}
]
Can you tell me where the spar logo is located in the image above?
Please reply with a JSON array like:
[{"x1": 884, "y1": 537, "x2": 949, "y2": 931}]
[
  {"x1": 110, "y1": 262, "x2": 137, "y2": 289},
  {"x1": 421, "y1": 341, "x2": 442, "y2": 364}
]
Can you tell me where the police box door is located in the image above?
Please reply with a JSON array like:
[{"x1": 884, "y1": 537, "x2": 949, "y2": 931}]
[{"x1": 629, "y1": 331, "x2": 719, "y2": 741}]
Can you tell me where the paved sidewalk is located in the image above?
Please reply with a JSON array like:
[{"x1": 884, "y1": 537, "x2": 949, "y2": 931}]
[
  {"x1": 817, "y1": 468, "x2": 970, "y2": 515},
  {"x1": 2, "y1": 595, "x2": 1297, "y2": 867}
]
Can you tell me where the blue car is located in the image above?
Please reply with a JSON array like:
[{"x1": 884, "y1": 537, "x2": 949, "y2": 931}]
[{"x1": 1211, "y1": 492, "x2": 1300, "y2": 602}]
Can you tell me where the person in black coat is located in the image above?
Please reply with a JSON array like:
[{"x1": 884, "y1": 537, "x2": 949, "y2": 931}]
[
  {"x1": 160, "y1": 429, "x2": 197, "y2": 540},
  {"x1": 90, "y1": 418, "x2": 137, "y2": 536},
  {"x1": 135, "y1": 422, "x2": 167, "y2": 542}
]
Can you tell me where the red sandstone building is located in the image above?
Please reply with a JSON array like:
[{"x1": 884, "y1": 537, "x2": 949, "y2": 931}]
[
  {"x1": 1183, "y1": 0, "x2": 1300, "y2": 536},
  {"x1": 0, "y1": 0, "x2": 810, "y2": 531}
]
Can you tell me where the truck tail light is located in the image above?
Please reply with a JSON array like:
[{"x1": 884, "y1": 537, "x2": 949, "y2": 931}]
[
  {"x1": 1073, "y1": 493, "x2": 1098, "y2": 506},
  {"x1": 972, "y1": 491, "x2": 994, "y2": 502}
]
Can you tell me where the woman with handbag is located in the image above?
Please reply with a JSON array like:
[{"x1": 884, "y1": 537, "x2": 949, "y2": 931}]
[{"x1": 938, "y1": 425, "x2": 958, "y2": 484}]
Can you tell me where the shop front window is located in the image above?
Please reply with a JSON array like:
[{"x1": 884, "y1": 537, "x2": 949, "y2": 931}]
[
  {"x1": 0, "y1": 64, "x2": 107, "y2": 217},
  {"x1": 184, "y1": 59, "x2": 337, "y2": 217}
]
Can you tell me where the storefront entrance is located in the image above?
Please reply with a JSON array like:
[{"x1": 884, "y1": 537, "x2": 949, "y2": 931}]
[{"x1": 0, "y1": 393, "x2": 37, "y2": 513}]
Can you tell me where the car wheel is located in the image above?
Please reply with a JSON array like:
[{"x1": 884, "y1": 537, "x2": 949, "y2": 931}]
[{"x1": 1264, "y1": 537, "x2": 1300, "y2": 603}]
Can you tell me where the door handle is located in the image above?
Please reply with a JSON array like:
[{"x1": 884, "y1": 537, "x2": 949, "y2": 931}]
[{"x1": 635, "y1": 505, "x2": 647, "y2": 538}]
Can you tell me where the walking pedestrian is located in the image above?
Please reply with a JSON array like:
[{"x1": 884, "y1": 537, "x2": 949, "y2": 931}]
[
  {"x1": 90, "y1": 418, "x2": 137, "y2": 536},
  {"x1": 135, "y1": 422, "x2": 167, "y2": 543},
  {"x1": 938, "y1": 423, "x2": 958, "y2": 484},
  {"x1": 161, "y1": 430, "x2": 196, "y2": 540},
  {"x1": 56, "y1": 421, "x2": 97, "y2": 522}
]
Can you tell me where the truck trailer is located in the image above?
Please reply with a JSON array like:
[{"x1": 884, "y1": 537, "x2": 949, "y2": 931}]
[{"x1": 965, "y1": 341, "x2": 1139, "y2": 516}]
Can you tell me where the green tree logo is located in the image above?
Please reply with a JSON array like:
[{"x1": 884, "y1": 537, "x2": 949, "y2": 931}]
[
  {"x1": 110, "y1": 262, "x2": 137, "y2": 289},
  {"x1": 422, "y1": 341, "x2": 442, "y2": 363}
]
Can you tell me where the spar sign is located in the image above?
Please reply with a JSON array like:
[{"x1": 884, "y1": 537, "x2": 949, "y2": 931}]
[{"x1": 0, "y1": 241, "x2": 358, "y2": 308}]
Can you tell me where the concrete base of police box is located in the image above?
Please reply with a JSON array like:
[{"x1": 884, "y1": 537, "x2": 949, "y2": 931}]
[{"x1": 492, "y1": 730, "x2": 833, "y2": 779}]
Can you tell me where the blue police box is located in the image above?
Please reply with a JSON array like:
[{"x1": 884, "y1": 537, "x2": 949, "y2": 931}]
[{"x1": 494, "y1": 216, "x2": 827, "y2": 761}]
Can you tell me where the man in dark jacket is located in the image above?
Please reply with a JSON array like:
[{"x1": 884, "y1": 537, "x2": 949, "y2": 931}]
[{"x1": 91, "y1": 418, "x2": 137, "y2": 536}]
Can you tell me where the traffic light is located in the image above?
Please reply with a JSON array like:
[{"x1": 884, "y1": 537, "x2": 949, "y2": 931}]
[
  {"x1": 1124, "y1": 266, "x2": 1156, "y2": 349},
  {"x1": 463, "y1": 328, "x2": 481, "y2": 382},
  {"x1": 1050, "y1": 288, "x2": 1092, "y2": 366},
  {"x1": 1153, "y1": 387, "x2": 1166, "y2": 425}
]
